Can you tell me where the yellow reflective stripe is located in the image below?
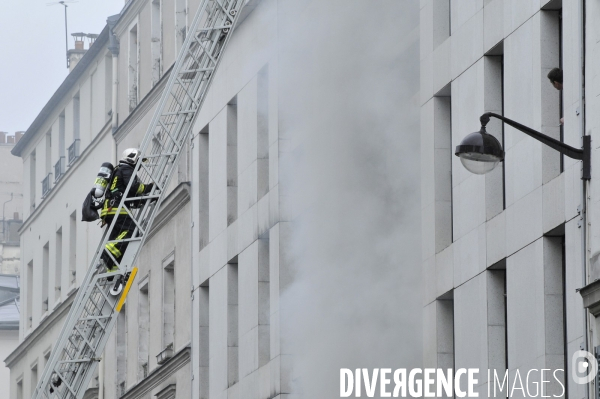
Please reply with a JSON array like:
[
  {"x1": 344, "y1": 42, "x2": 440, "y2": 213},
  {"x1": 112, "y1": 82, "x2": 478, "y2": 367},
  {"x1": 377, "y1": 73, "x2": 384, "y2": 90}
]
[
  {"x1": 100, "y1": 200, "x2": 127, "y2": 217},
  {"x1": 100, "y1": 208, "x2": 128, "y2": 216},
  {"x1": 105, "y1": 230, "x2": 129, "y2": 257},
  {"x1": 110, "y1": 176, "x2": 118, "y2": 191},
  {"x1": 105, "y1": 243, "x2": 121, "y2": 257},
  {"x1": 136, "y1": 183, "x2": 145, "y2": 195}
]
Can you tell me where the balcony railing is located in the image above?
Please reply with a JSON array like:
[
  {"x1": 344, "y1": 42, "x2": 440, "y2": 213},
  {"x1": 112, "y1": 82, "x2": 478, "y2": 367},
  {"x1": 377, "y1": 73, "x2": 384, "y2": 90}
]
[
  {"x1": 68, "y1": 139, "x2": 80, "y2": 166},
  {"x1": 54, "y1": 156, "x2": 66, "y2": 182},
  {"x1": 41, "y1": 173, "x2": 52, "y2": 198}
]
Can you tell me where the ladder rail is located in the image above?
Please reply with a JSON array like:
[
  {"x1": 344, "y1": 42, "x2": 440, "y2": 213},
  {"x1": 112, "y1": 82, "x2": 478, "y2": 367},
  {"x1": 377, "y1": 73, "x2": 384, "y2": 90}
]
[{"x1": 33, "y1": 0, "x2": 245, "y2": 397}]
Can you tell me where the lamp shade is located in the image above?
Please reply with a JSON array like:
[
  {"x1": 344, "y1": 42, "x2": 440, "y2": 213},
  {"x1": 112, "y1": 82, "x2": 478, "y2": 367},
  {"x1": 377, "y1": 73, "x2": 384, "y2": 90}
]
[{"x1": 455, "y1": 128, "x2": 504, "y2": 175}]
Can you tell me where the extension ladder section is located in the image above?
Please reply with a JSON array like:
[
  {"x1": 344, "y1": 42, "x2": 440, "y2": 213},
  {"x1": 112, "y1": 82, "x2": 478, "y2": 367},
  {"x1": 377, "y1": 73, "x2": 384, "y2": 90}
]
[{"x1": 33, "y1": 1, "x2": 245, "y2": 397}]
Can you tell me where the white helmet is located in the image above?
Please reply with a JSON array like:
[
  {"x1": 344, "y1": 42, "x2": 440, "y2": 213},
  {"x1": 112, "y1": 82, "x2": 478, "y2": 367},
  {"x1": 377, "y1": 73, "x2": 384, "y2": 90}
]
[{"x1": 121, "y1": 148, "x2": 140, "y2": 165}]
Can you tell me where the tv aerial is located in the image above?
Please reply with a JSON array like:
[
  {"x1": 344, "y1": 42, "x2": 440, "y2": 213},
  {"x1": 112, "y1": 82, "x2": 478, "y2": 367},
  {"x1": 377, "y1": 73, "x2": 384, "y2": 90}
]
[{"x1": 47, "y1": 1, "x2": 79, "y2": 68}]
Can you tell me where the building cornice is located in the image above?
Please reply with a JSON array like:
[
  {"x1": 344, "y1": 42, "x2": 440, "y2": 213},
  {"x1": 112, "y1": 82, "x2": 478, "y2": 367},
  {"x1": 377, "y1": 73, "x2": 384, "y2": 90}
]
[
  {"x1": 19, "y1": 120, "x2": 112, "y2": 233},
  {"x1": 147, "y1": 182, "x2": 191, "y2": 241},
  {"x1": 12, "y1": 27, "x2": 110, "y2": 157},
  {"x1": 4, "y1": 290, "x2": 76, "y2": 367},
  {"x1": 112, "y1": 0, "x2": 146, "y2": 37},
  {"x1": 112, "y1": 64, "x2": 173, "y2": 145},
  {"x1": 121, "y1": 346, "x2": 190, "y2": 399}
]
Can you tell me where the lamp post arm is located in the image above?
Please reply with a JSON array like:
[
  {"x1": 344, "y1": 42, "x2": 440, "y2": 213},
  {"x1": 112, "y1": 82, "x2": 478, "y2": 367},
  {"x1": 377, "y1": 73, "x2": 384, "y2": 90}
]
[
  {"x1": 482, "y1": 112, "x2": 591, "y2": 180},
  {"x1": 481, "y1": 112, "x2": 584, "y2": 160}
]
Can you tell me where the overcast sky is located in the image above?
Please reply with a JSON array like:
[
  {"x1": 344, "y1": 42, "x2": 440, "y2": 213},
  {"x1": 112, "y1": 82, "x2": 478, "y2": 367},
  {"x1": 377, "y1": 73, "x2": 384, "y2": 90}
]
[{"x1": 0, "y1": 0, "x2": 125, "y2": 135}]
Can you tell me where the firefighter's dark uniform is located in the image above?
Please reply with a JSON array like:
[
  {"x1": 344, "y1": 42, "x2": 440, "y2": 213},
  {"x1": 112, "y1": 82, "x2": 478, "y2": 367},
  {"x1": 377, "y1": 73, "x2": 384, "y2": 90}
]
[{"x1": 100, "y1": 161, "x2": 152, "y2": 269}]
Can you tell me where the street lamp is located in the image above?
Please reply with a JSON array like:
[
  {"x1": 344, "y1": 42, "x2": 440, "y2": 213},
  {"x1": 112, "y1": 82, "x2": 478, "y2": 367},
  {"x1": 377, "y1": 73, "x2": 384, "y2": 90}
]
[{"x1": 455, "y1": 112, "x2": 591, "y2": 179}]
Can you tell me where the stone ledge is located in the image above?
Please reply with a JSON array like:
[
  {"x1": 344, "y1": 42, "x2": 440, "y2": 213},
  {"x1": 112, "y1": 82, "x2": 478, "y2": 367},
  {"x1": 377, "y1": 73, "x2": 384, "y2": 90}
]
[
  {"x1": 121, "y1": 346, "x2": 190, "y2": 399},
  {"x1": 579, "y1": 279, "x2": 600, "y2": 316}
]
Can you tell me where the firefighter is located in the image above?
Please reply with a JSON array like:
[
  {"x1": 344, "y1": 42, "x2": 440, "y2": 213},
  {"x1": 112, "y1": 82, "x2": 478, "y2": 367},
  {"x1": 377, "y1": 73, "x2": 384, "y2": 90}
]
[{"x1": 100, "y1": 148, "x2": 153, "y2": 275}]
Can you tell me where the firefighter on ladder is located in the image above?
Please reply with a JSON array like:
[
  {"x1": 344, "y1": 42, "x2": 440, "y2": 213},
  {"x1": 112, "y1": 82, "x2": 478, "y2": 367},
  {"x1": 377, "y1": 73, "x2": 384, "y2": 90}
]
[{"x1": 100, "y1": 148, "x2": 153, "y2": 282}]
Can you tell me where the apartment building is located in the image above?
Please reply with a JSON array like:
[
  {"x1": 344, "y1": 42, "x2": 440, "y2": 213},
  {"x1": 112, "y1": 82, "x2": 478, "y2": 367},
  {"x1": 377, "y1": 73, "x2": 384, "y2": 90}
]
[
  {"x1": 420, "y1": 0, "x2": 598, "y2": 397},
  {"x1": 6, "y1": 0, "x2": 192, "y2": 397}
]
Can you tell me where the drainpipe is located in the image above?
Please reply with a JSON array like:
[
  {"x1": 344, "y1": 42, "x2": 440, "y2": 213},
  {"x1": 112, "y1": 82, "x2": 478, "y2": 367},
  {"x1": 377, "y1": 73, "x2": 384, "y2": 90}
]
[
  {"x1": 578, "y1": 1, "x2": 590, "y2": 399},
  {"x1": 107, "y1": 14, "x2": 120, "y2": 166}
]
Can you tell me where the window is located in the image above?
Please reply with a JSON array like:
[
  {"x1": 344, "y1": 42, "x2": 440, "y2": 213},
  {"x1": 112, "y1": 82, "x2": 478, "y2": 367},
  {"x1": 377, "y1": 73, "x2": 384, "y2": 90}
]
[
  {"x1": 69, "y1": 211, "x2": 77, "y2": 286},
  {"x1": 258, "y1": 239, "x2": 270, "y2": 366},
  {"x1": 27, "y1": 260, "x2": 33, "y2": 329},
  {"x1": 42, "y1": 242, "x2": 49, "y2": 313},
  {"x1": 433, "y1": 0, "x2": 450, "y2": 48},
  {"x1": 16, "y1": 378, "x2": 23, "y2": 399},
  {"x1": 227, "y1": 99, "x2": 238, "y2": 226},
  {"x1": 227, "y1": 262, "x2": 239, "y2": 386},
  {"x1": 138, "y1": 277, "x2": 149, "y2": 381},
  {"x1": 129, "y1": 24, "x2": 139, "y2": 111},
  {"x1": 69, "y1": 93, "x2": 81, "y2": 165},
  {"x1": 257, "y1": 67, "x2": 269, "y2": 199},
  {"x1": 175, "y1": 0, "x2": 187, "y2": 52},
  {"x1": 432, "y1": 86, "x2": 452, "y2": 252},
  {"x1": 30, "y1": 364, "x2": 38, "y2": 397},
  {"x1": 56, "y1": 113, "x2": 66, "y2": 181},
  {"x1": 198, "y1": 125, "x2": 209, "y2": 249},
  {"x1": 483, "y1": 49, "x2": 505, "y2": 217},
  {"x1": 55, "y1": 228, "x2": 63, "y2": 303},
  {"x1": 543, "y1": 235, "x2": 567, "y2": 393},
  {"x1": 105, "y1": 55, "x2": 113, "y2": 119},
  {"x1": 90, "y1": 69, "x2": 95, "y2": 139},
  {"x1": 73, "y1": 92, "x2": 80, "y2": 140},
  {"x1": 58, "y1": 112, "x2": 65, "y2": 156},
  {"x1": 45, "y1": 131, "x2": 51, "y2": 175},
  {"x1": 116, "y1": 304, "x2": 127, "y2": 396},
  {"x1": 151, "y1": 0, "x2": 162, "y2": 86},
  {"x1": 487, "y1": 265, "x2": 507, "y2": 396},
  {"x1": 198, "y1": 284, "x2": 209, "y2": 398},
  {"x1": 29, "y1": 151, "x2": 36, "y2": 212},
  {"x1": 436, "y1": 291, "x2": 454, "y2": 390},
  {"x1": 162, "y1": 254, "x2": 175, "y2": 350},
  {"x1": 540, "y1": 9, "x2": 562, "y2": 181},
  {"x1": 44, "y1": 349, "x2": 51, "y2": 368},
  {"x1": 42, "y1": 132, "x2": 52, "y2": 197}
]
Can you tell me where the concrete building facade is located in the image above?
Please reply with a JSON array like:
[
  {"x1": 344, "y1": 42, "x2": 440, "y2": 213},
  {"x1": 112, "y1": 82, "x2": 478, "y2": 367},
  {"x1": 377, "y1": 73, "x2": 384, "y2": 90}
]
[{"x1": 420, "y1": 0, "x2": 600, "y2": 397}]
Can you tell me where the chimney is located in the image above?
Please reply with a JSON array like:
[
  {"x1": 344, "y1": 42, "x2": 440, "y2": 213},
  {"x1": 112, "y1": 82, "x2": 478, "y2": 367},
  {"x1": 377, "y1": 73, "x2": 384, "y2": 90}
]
[
  {"x1": 0, "y1": 132, "x2": 6, "y2": 144},
  {"x1": 6, "y1": 135, "x2": 15, "y2": 144},
  {"x1": 15, "y1": 131, "x2": 24, "y2": 143},
  {"x1": 68, "y1": 32, "x2": 95, "y2": 72}
]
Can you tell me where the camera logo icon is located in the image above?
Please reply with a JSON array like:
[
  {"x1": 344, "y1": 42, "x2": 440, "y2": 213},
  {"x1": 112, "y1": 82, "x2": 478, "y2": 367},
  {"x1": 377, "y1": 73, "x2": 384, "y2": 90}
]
[{"x1": 572, "y1": 350, "x2": 598, "y2": 384}]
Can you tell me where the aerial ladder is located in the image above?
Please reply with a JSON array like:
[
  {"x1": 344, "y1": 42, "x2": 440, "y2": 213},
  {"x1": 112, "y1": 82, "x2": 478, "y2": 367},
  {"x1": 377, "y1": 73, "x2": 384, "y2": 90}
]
[{"x1": 33, "y1": 0, "x2": 245, "y2": 397}]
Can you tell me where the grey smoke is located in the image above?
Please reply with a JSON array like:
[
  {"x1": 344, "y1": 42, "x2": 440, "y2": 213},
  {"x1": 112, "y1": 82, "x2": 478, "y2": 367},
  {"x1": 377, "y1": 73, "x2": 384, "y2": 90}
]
[{"x1": 277, "y1": 1, "x2": 422, "y2": 397}]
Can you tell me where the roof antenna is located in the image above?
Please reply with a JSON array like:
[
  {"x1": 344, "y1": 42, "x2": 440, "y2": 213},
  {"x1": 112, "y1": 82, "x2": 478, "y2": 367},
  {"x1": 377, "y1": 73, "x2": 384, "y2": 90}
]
[{"x1": 47, "y1": 1, "x2": 79, "y2": 68}]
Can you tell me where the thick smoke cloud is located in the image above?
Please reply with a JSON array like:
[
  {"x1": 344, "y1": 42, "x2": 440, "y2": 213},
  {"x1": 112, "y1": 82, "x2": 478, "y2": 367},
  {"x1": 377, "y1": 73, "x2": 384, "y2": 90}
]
[{"x1": 277, "y1": 1, "x2": 422, "y2": 397}]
